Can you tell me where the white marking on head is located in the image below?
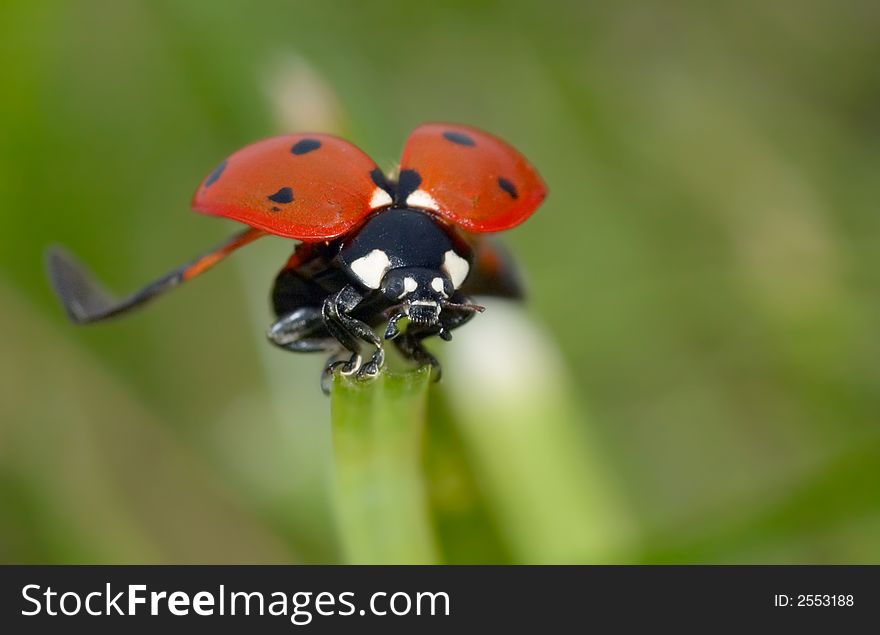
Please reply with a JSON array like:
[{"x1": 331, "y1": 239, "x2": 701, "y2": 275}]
[
  {"x1": 369, "y1": 187, "x2": 393, "y2": 210},
  {"x1": 406, "y1": 189, "x2": 440, "y2": 211},
  {"x1": 443, "y1": 250, "x2": 470, "y2": 289},
  {"x1": 431, "y1": 277, "x2": 447, "y2": 296},
  {"x1": 349, "y1": 249, "x2": 391, "y2": 289},
  {"x1": 402, "y1": 276, "x2": 418, "y2": 297}
]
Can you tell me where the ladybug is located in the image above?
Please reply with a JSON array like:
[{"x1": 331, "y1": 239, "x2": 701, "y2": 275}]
[{"x1": 47, "y1": 123, "x2": 547, "y2": 390}]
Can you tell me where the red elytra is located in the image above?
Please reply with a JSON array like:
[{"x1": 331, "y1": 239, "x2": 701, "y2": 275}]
[
  {"x1": 399, "y1": 123, "x2": 547, "y2": 233},
  {"x1": 192, "y1": 133, "x2": 383, "y2": 241},
  {"x1": 191, "y1": 124, "x2": 547, "y2": 241}
]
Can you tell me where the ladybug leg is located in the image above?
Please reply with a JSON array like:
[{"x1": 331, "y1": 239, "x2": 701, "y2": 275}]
[
  {"x1": 436, "y1": 298, "x2": 480, "y2": 341},
  {"x1": 357, "y1": 352, "x2": 385, "y2": 379},
  {"x1": 393, "y1": 330, "x2": 442, "y2": 381},
  {"x1": 320, "y1": 354, "x2": 348, "y2": 395},
  {"x1": 321, "y1": 353, "x2": 362, "y2": 394},
  {"x1": 383, "y1": 309, "x2": 407, "y2": 340},
  {"x1": 322, "y1": 285, "x2": 385, "y2": 379},
  {"x1": 390, "y1": 295, "x2": 483, "y2": 379},
  {"x1": 266, "y1": 307, "x2": 337, "y2": 352}
]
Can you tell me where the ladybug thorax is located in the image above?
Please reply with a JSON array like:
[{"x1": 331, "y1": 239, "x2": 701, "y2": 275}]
[
  {"x1": 337, "y1": 208, "x2": 472, "y2": 294},
  {"x1": 337, "y1": 208, "x2": 473, "y2": 293}
]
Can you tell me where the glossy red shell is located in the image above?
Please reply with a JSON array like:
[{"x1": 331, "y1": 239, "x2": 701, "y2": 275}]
[
  {"x1": 399, "y1": 123, "x2": 547, "y2": 233},
  {"x1": 192, "y1": 134, "x2": 386, "y2": 241}
]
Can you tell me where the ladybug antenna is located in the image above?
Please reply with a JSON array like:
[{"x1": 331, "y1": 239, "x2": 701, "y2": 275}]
[
  {"x1": 441, "y1": 300, "x2": 485, "y2": 314},
  {"x1": 46, "y1": 227, "x2": 263, "y2": 324}
]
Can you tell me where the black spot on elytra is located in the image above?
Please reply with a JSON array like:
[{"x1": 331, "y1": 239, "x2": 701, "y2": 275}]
[
  {"x1": 443, "y1": 130, "x2": 476, "y2": 147},
  {"x1": 498, "y1": 177, "x2": 518, "y2": 199},
  {"x1": 291, "y1": 138, "x2": 321, "y2": 155},
  {"x1": 205, "y1": 160, "x2": 227, "y2": 187},
  {"x1": 271, "y1": 206, "x2": 281, "y2": 212},
  {"x1": 395, "y1": 169, "x2": 422, "y2": 205},
  {"x1": 268, "y1": 187, "x2": 294, "y2": 204}
]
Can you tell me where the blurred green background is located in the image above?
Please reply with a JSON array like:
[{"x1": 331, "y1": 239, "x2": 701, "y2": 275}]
[{"x1": 2, "y1": 0, "x2": 879, "y2": 563}]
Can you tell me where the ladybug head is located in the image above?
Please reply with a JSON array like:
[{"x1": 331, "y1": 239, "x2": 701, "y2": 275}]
[
  {"x1": 381, "y1": 267, "x2": 453, "y2": 326},
  {"x1": 380, "y1": 267, "x2": 484, "y2": 345}
]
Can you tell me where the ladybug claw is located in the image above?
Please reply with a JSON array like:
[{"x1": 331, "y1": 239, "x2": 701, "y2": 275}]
[
  {"x1": 320, "y1": 352, "x2": 364, "y2": 395},
  {"x1": 324, "y1": 353, "x2": 362, "y2": 376},
  {"x1": 357, "y1": 348, "x2": 385, "y2": 380},
  {"x1": 338, "y1": 354, "x2": 362, "y2": 376},
  {"x1": 357, "y1": 361, "x2": 381, "y2": 380}
]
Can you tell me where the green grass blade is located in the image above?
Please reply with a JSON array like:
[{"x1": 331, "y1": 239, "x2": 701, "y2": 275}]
[{"x1": 330, "y1": 367, "x2": 438, "y2": 564}]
